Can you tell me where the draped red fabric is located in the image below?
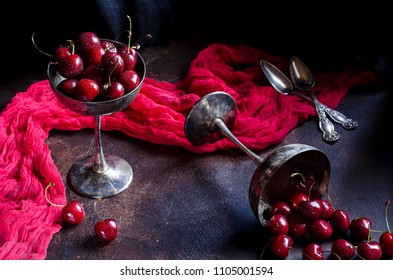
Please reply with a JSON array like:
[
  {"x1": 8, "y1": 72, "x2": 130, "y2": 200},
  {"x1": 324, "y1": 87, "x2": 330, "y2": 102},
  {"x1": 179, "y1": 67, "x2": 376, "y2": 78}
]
[{"x1": 0, "y1": 43, "x2": 376, "y2": 259}]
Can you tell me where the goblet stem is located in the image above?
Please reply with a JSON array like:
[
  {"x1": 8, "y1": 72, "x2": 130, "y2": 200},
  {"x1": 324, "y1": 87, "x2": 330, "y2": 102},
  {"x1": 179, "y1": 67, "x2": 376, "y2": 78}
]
[
  {"x1": 93, "y1": 115, "x2": 108, "y2": 173},
  {"x1": 211, "y1": 118, "x2": 263, "y2": 165}
]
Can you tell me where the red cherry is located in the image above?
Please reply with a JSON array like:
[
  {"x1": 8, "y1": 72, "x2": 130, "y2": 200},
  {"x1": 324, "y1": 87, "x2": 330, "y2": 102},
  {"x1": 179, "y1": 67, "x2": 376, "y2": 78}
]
[
  {"x1": 298, "y1": 199, "x2": 322, "y2": 220},
  {"x1": 94, "y1": 218, "x2": 119, "y2": 242},
  {"x1": 319, "y1": 199, "x2": 334, "y2": 220},
  {"x1": 290, "y1": 171, "x2": 316, "y2": 195},
  {"x1": 102, "y1": 51, "x2": 124, "y2": 75},
  {"x1": 83, "y1": 46, "x2": 105, "y2": 67},
  {"x1": 289, "y1": 193, "x2": 308, "y2": 213},
  {"x1": 309, "y1": 219, "x2": 333, "y2": 241},
  {"x1": 99, "y1": 81, "x2": 125, "y2": 100},
  {"x1": 74, "y1": 78, "x2": 100, "y2": 101},
  {"x1": 101, "y1": 40, "x2": 117, "y2": 53},
  {"x1": 329, "y1": 209, "x2": 350, "y2": 234},
  {"x1": 379, "y1": 200, "x2": 393, "y2": 257},
  {"x1": 44, "y1": 182, "x2": 84, "y2": 226},
  {"x1": 118, "y1": 45, "x2": 138, "y2": 71},
  {"x1": 267, "y1": 214, "x2": 289, "y2": 235},
  {"x1": 268, "y1": 234, "x2": 293, "y2": 259},
  {"x1": 379, "y1": 232, "x2": 393, "y2": 257},
  {"x1": 117, "y1": 69, "x2": 140, "y2": 92},
  {"x1": 357, "y1": 240, "x2": 382, "y2": 260},
  {"x1": 270, "y1": 201, "x2": 292, "y2": 217},
  {"x1": 302, "y1": 243, "x2": 324, "y2": 260},
  {"x1": 61, "y1": 200, "x2": 85, "y2": 225},
  {"x1": 287, "y1": 214, "x2": 309, "y2": 239},
  {"x1": 57, "y1": 78, "x2": 78, "y2": 97},
  {"x1": 55, "y1": 46, "x2": 71, "y2": 61},
  {"x1": 75, "y1": 31, "x2": 101, "y2": 55},
  {"x1": 349, "y1": 217, "x2": 372, "y2": 241},
  {"x1": 83, "y1": 65, "x2": 104, "y2": 84},
  {"x1": 57, "y1": 53, "x2": 84, "y2": 78},
  {"x1": 330, "y1": 238, "x2": 355, "y2": 260}
]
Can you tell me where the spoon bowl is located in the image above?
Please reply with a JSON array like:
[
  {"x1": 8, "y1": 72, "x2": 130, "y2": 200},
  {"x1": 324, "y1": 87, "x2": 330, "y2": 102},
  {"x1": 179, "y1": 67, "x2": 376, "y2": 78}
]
[
  {"x1": 260, "y1": 60, "x2": 293, "y2": 95},
  {"x1": 288, "y1": 56, "x2": 315, "y2": 91}
]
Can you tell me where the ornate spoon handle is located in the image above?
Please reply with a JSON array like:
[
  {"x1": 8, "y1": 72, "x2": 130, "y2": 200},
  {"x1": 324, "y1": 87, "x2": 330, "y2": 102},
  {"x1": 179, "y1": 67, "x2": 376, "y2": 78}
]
[
  {"x1": 321, "y1": 105, "x2": 358, "y2": 129},
  {"x1": 310, "y1": 93, "x2": 340, "y2": 142},
  {"x1": 293, "y1": 91, "x2": 357, "y2": 130}
]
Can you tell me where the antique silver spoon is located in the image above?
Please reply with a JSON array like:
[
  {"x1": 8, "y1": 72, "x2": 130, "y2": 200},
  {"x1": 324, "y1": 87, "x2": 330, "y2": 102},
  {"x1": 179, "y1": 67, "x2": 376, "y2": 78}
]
[
  {"x1": 289, "y1": 56, "x2": 358, "y2": 130},
  {"x1": 260, "y1": 59, "x2": 339, "y2": 142}
]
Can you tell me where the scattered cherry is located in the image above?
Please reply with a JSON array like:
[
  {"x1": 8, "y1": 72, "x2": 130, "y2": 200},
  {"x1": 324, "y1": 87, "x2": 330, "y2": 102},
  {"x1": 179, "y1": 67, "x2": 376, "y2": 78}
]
[
  {"x1": 44, "y1": 182, "x2": 85, "y2": 225},
  {"x1": 93, "y1": 199, "x2": 118, "y2": 242},
  {"x1": 319, "y1": 199, "x2": 334, "y2": 220},
  {"x1": 329, "y1": 209, "x2": 351, "y2": 234},
  {"x1": 270, "y1": 201, "x2": 292, "y2": 217},
  {"x1": 330, "y1": 238, "x2": 355, "y2": 260},
  {"x1": 309, "y1": 219, "x2": 333, "y2": 241},
  {"x1": 94, "y1": 218, "x2": 119, "y2": 242},
  {"x1": 267, "y1": 214, "x2": 289, "y2": 235},
  {"x1": 302, "y1": 243, "x2": 324, "y2": 260},
  {"x1": 379, "y1": 200, "x2": 393, "y2": 257},
  {"x1": 357, "y1": 240, "x2": 382, "y2": 260},
  {"x1": 287, "y1": 214, "x2": 309, "y2": 239},
  {"x1": 268, "y1": 234, "x2": 293, "y2": 259},
  {"x1": 349, "y1": 217, "x2": 372, "y2": 242},
  {"x1": 62, "y1": 200, "x2": 85, "y2": 225},
  {"x1": 298, "y1": 199, "x2": 323, "y2": 220}
]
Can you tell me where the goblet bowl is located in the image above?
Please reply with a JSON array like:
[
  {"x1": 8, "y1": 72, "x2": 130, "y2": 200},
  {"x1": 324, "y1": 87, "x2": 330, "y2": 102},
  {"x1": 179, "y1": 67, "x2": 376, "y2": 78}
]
[{"x1": 47, "y1": 50, "x2": 145, "y2": 115}]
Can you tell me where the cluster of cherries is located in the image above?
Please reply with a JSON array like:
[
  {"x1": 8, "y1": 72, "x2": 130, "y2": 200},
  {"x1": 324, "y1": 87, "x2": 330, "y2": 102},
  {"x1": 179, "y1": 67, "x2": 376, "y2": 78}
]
[
  {"x1": 263, "y1": 171, "x2": 393, "y2": 260},
  {"x1": 53, "y1": 30, "x2": 141, "y2": 102},
  {"x1": 32, "y1": 16, "x2": 141, "y2": 102},
  {"x1": 45, "y1": 182, "x2": 118, "y2": 243}
]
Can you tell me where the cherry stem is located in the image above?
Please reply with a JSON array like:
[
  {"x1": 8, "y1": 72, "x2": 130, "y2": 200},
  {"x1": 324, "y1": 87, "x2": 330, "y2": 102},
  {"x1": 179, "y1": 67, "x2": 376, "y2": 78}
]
[
  {"x1": 385, "y1": 200, "x2": 391, "y2": 233},
  {"x1": 353, "y1": 246, "x2": 366, "y2": 260},
  {"x1": 131, "y1": 34, "x2": 152, "y2": 50},
  {"x1": 367, "y1": 222, "x2": 372, "y2": 242},
  {"x1": 107, "y1": 58, "x2": 120, "y2": 86},
  {"x1": 66, "y1": 40, "x2": 75, "y2": 54},
  {"x1": 94, "y1": 199, "x2": 104, "y2": 221},
  {"x1": 31, "y1": 32, "x2": 55, "y2": 59},
  {"x1": 126, "y1": 15, "x2": 132, "y2": 52},
  {"x1": 260, "y1": 235, "x2": 275, "y2": 260},
  {"x1": 290, "y1": 172, "x2": 305, "y2": 182},
  {"x1": 44, "y1": 182, "x2": 65, "y2": 208}
]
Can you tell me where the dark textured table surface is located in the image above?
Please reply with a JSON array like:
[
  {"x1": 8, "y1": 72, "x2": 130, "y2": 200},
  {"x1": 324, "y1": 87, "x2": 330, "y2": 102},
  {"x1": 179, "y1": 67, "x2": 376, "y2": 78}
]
[{"x1": 2, "y1": 34, "x2": 392, "y2": 260}]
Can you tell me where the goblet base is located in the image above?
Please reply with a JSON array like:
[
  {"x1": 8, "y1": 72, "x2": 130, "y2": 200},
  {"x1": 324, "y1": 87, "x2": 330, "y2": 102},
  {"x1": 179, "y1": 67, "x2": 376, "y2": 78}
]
[{"x1": 67, "y1": 154, "x2": 133, "y2": 198}]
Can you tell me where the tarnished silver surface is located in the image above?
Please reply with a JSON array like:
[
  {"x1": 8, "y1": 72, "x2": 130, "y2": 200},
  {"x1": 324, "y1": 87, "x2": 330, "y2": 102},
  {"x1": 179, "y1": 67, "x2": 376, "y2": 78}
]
[
  {"x1": 47, "y1": 42, "x2": 146, "y2": 198},
  {"x1": 249, "y1": 143, "x2": 330, "y2": 226},
  {"x1": 184, "y1": 91, "x2": 330, "y2": 227},
  {"x1": 184, "y1": 91, "x2": 237, "y2": 146}
]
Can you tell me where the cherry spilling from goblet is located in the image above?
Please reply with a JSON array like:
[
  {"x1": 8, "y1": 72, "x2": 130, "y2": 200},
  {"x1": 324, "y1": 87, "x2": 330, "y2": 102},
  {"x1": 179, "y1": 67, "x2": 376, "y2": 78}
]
[
  {"x1": 47, "y1": 39, "x2": 146, "y2": 199},
  {"x1": 184, "y1": 91, "x2": 330, "y2": 226}
]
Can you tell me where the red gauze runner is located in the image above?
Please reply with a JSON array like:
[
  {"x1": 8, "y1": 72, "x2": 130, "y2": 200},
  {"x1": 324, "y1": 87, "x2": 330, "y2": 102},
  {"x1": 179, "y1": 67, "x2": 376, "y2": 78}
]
[{"x1": 0, "y1": 43, "x2": 376, "y2": 259}]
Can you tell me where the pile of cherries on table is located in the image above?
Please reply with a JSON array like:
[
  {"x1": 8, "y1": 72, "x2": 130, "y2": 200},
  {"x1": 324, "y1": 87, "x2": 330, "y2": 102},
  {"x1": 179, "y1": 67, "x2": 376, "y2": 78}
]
[
  {"x1": 53, "y1": 31, "x2": 141, "y2": 102},
  {"x1": 264, "y1": 171, "x2": 393, "y2": 260}
]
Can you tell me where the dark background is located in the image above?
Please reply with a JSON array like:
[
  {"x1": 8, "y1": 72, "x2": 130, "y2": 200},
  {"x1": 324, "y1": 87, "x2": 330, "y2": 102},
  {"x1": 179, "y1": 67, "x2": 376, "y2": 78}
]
[{"x1": 2, "y1": 1, "x2": 393, "y2": 83}]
